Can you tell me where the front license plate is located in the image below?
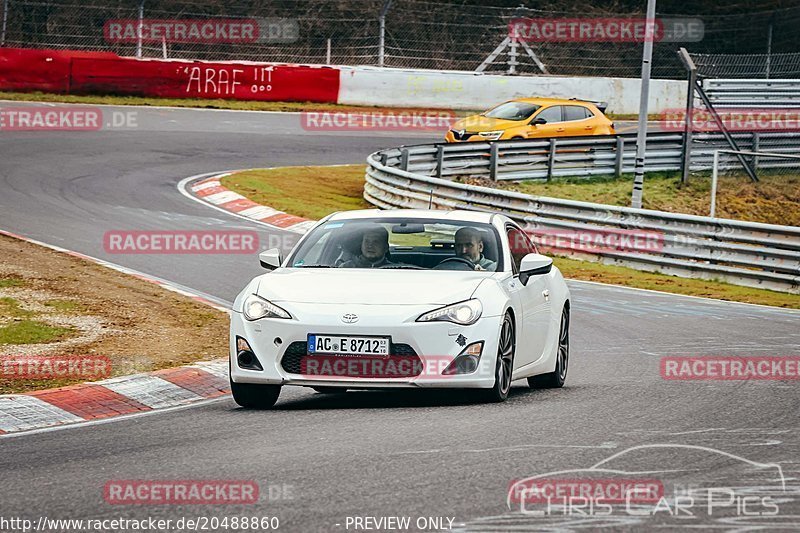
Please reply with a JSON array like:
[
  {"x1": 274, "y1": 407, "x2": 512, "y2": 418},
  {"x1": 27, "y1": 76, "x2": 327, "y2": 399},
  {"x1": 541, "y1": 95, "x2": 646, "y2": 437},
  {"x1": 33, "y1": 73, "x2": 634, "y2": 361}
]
[{"x1": 307, "y1": 335, "x2": 390, "y2": 356}]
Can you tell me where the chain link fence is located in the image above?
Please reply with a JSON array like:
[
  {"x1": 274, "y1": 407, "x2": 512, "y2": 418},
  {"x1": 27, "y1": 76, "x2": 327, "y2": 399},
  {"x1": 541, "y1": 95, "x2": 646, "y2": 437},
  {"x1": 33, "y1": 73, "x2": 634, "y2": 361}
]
[{"x1": 1, "y1": 0, "x2": 799, "y2": 78}]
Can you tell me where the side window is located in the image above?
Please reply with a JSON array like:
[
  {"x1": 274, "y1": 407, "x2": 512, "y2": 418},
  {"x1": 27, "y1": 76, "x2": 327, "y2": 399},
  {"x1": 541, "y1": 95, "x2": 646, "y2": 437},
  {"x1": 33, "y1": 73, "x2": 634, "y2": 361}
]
[
  {"x1": 564, "y1": 105, "x2": 590, "y2": 121},
  {"x1": 533, "y1": 106, "x2": 561, "y2": 124},
  {"x1": 506, "y1": 227, "x2": 537, "y2": 273}
]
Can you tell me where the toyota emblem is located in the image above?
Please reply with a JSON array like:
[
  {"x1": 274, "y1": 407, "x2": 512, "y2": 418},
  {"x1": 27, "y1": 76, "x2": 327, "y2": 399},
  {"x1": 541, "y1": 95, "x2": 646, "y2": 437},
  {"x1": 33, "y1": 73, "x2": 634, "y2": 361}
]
[{"x1": 341, "y1": 313, "x2": 359, "y2": 323}]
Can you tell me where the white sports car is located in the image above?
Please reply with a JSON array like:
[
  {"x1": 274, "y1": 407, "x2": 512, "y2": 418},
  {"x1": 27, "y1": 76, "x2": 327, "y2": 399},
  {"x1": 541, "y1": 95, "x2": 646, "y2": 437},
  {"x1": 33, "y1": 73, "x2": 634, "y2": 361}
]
[{"x1": 229, "y1": 209, "x2": 570, "y2": 408}]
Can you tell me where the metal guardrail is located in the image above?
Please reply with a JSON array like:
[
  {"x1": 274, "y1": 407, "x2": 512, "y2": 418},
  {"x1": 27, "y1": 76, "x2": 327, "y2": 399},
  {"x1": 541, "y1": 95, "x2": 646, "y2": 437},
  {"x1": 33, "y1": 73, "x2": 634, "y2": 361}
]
[
  {"x1": 377, "y1": 132, "x2": 800, "y2": 183},
  {"x1": 364, "y1": 140, "x2": 800, "y2": 294},
  {"x1": 704, "y1": 79, "x2": 800, "y2": 108}
]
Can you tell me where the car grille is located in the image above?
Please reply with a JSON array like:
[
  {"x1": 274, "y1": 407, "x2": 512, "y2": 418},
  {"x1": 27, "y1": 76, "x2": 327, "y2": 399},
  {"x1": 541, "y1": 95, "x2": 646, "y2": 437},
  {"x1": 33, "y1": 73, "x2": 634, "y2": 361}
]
[
  {"x1": 280, "y1": 341, "x2": 422, "y2": 377},
  {"x1": 450, "y1": 129, "x2": 476, "y2": 141}
]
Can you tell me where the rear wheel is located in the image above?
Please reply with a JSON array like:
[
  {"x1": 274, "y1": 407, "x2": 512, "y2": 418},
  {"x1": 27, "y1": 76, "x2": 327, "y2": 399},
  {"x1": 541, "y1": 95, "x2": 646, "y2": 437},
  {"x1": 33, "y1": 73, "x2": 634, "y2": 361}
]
[
  {"x1": 528, "y1": 305, "x2": 569, "y2": 389},
  {"x1": 483, "y1": 312, "x2": 515, "y2": 402},
  {"x1": 230, "y1": 379, "x2": 281, "y2": 409}
]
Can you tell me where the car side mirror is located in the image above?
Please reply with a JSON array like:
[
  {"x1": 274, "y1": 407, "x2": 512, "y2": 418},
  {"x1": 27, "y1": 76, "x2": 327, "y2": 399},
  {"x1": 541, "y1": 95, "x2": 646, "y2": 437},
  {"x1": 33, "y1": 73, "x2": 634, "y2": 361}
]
[
  {"x1": 259, "y1": 248, "x2": 282, "y2": 270},
  {"x1": 519, "y1": 253, "x2": 553, "y2": 285},
  {"x1": 531, "y1": 117, "x2": 547, "y2": 125}
]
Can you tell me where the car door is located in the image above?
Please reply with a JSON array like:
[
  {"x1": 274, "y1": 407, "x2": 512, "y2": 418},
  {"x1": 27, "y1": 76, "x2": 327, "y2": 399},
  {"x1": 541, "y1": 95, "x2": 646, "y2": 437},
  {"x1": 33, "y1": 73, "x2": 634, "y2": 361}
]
[
  {"x1": 525, "y1": 105, "x2": 563, "y2": 138},
  {"x1": 506, "y1": 225, "x2": 552, "y2": 368},
  {"x1": 563, "y1": 105, "x2": 596, "y2": 136}
]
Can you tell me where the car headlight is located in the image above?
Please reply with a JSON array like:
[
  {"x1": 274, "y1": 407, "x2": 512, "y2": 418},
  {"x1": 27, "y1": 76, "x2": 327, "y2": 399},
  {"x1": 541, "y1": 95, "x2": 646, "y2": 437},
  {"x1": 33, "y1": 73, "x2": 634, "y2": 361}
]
[
  {"x1": 417, "y1": 299, "x2": 482, "y2": 325},
  {"x1": 243, "y1": 294, "x2": 291, "y2": 321},
  {"x1": 478, "y1": 130, "x2": 503, "y2": 140}
]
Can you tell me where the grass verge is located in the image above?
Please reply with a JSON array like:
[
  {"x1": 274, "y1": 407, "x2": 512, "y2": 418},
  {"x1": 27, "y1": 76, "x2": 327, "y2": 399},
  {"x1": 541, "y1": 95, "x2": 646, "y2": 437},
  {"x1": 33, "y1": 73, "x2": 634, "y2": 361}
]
[
  {"x1": 464, "y1": 171, "x2": 800, "y2": 226},
  {"x1": 0, "y1": 236, "x2": 228, "y2": 394},
  {"x1": 221, "y1": 165, "x2": 800, "y2": 309},
  {"x1": 0, "y1": 91, "x2": 474, "y2": 116}
]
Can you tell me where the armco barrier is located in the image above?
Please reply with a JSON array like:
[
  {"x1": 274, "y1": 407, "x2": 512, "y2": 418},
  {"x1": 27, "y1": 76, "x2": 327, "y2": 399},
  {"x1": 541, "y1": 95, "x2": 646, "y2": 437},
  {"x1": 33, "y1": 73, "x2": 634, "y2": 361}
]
[
  {"x1": 0, "y1": 48, "x2": 340, "y2": 103},
  {"x1": 704, "y1": 79, "x2": 800, "y2": 108},
  {"x1": 380, "y1": 132, "x2": 800, "y2": 182},
  {"x1": 364, "y1": 142, "x2": 800, "y2": 293}
]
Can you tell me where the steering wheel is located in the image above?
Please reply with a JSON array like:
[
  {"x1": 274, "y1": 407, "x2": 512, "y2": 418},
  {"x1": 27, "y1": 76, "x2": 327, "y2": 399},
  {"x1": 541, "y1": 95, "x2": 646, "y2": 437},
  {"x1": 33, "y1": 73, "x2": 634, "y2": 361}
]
[{"x1": 434, "y1": 257, "x2": 476, "y2": 271}]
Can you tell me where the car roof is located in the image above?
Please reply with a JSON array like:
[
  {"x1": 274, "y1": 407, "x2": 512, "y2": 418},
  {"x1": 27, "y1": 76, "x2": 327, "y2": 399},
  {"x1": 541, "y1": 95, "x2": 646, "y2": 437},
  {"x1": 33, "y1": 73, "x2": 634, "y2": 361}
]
[
  {"x1": 510, "y1": 97, "x2": 594, "y2": 106},
  {"x1": 327, "y1": 209, "x2": 498, "y2": 224}
]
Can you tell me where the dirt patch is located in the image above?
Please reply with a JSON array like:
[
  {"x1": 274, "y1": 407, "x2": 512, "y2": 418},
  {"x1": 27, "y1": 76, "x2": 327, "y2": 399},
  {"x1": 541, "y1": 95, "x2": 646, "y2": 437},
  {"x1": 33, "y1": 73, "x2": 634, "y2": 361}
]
[{"x1": 0, "y1": 234, "x2": 228, "y2": 393}]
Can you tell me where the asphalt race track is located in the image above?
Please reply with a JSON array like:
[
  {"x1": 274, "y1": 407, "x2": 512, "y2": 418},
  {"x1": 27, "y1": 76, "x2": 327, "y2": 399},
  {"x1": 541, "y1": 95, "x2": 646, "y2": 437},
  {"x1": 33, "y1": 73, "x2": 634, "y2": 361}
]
[{"x1": 1, "y1": 103, "x2": 798, "y2": 532}]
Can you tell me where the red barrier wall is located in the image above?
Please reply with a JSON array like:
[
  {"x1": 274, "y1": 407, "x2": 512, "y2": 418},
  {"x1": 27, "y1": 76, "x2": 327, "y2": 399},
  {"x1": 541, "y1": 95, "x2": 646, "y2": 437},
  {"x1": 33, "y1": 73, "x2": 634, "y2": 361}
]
[
  {"x1": 0, "y1": 48, "x2": 340, "y2": 103},
  {"x1": 0, "y1": 48, "x2": 117, "y2": 93}
]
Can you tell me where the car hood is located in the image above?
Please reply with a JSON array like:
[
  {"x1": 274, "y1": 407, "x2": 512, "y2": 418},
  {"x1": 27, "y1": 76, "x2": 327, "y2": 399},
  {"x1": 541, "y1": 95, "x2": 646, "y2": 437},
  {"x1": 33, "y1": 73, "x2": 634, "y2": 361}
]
[
  {"x1": 453, "y1": 115, "x2": 520, "y2": 131},
  {"x1": 256, "y1": 269, "x2": 491, "y2": 305}
]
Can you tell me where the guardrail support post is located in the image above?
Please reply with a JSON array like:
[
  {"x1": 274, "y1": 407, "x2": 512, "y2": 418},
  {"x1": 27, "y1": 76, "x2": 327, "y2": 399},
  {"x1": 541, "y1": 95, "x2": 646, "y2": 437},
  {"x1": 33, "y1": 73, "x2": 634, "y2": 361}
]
[
  {"x1": 436, "y1": 145, "x2": 444, "y2": 179},
  {"x1": 380, "y1": 153, "x2": 388, "y2": 166},
  {"x1": 752, "y1": 132, "x2": 760, "y2": 169},
  {"x1": 615, "y1": 137, "x2": 625, "y2": 177},
  {"x1": 547, "y1": 139, "x2": 556, "y2": 182},
  {"x1": 400, "y1": 148, "x2": 409, "y2": 171},
  {"x1": 489, "y1": 143, "x2": 500, "y2": 181}
]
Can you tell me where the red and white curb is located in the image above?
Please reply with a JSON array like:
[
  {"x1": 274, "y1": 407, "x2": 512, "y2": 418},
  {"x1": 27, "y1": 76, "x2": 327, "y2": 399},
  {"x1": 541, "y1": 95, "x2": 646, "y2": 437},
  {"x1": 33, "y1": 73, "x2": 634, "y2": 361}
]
[
  {"x1": 0, "y1": 229, "x2": 231, "y2": 436},
  {"x1": 181, "y1": 171, "x2": 316, "y2": 234}
]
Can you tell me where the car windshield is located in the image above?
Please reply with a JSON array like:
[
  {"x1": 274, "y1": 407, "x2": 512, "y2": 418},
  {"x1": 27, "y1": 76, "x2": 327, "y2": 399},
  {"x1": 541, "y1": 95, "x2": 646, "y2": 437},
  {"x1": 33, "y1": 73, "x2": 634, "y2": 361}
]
[
  {"x1": 484, "y1": 102, "x2": 541, "y2": 121},
  {"x1": 288, "y1": 218, "x2": 502, "y2": 271}
]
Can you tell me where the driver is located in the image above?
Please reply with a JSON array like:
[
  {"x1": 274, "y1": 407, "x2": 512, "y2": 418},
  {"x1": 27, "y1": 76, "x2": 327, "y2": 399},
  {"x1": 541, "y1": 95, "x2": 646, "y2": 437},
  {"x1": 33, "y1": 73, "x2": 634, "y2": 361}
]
[
  {"x1": 453, "y1": 227, "x2": 496, "y2": 271},
  {"x1": 339, "y1": 226, "x2": 395, "y2": 268}
]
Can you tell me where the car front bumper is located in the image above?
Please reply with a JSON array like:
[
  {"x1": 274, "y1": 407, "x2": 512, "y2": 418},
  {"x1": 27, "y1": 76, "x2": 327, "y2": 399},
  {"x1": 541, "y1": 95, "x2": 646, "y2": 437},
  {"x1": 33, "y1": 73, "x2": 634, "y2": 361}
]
[{"x1": 229, "y1": 302, "x2": 502, "y2": 389}]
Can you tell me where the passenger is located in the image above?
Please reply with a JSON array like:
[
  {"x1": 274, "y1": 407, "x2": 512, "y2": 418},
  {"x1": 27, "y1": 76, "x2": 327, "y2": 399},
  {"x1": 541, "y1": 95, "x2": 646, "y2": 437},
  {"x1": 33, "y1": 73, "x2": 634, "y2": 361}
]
[
  {"x1": 452, "y1": 227, "x2": 496, "y2": 271},
  {"x1": 339, "y1": 226, "x2": 395, "y2": 268}
]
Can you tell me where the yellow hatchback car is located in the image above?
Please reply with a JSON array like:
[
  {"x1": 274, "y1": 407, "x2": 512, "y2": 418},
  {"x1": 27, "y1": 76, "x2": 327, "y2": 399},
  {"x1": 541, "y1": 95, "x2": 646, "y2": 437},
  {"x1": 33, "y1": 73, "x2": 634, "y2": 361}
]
[{"x1": 445, "y1": 97, "x2": 615, "y2": 142}]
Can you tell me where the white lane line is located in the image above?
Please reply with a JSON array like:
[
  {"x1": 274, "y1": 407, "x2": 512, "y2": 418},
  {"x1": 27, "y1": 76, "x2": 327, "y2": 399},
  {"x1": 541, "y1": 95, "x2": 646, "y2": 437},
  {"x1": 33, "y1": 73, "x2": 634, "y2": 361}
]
[
  {"x1": 0, "y1": 396, "x2": 83, "y2": 433},
  {"x1": 100, "y1": 375, "x2": 203, "y2": 409}
]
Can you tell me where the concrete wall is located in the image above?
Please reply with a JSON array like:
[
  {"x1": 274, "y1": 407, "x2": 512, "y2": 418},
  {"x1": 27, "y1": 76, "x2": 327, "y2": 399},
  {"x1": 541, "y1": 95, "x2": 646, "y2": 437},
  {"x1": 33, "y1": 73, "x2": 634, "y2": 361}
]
[{"x1": 338, "y1": 66, "x2": 686, "y2": 114}]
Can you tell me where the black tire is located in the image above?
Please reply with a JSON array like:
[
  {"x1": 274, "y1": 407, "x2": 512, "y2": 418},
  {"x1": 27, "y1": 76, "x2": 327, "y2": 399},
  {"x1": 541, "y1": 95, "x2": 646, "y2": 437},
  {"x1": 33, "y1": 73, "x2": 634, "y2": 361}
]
[
  {"x1": 312, "y1": 387, "x2": 346, "y2": 394},
  {"x1": 528, "y1": 305, "x2": 569, "y2": 389},
  {"x1": 483, "y1": 312, "x2": 515, "y2": 403},
  {"x1": 230, "y1": 379, "x2": 281, "y2": 409}
]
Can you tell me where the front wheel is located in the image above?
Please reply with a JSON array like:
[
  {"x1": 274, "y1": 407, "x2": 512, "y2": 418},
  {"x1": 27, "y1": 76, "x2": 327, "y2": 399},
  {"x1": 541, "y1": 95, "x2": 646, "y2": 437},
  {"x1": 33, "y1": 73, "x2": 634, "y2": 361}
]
[
  {"x1": 528, "y1": 305, "x2": 569, "y2": 389},
  {"x1": 231, "y1": 379, "x2": 281, "y2": 409},
  {"x1": 482, "y1": 312, "x2": 515, "y2": 402}
]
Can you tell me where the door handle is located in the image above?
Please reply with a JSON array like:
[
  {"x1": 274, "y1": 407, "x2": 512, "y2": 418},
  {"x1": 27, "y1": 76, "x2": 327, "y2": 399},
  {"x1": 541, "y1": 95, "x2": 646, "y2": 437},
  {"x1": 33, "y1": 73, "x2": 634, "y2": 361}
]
[
  {"x1": 584, "y1": 125, "x2": 594, "y2": 129},
  {"x1": 542, "y1": 289, "x2": 550, "y2": 301}
]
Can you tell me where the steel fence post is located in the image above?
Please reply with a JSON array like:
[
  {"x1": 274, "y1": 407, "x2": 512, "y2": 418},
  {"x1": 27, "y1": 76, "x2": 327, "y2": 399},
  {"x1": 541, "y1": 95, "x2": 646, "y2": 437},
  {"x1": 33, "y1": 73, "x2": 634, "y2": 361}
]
[
  {"x1": 1, "y1": 0, "x2": 9, "y2": 47},
  {"x1": 136, "y1": 0, "x2": 144, "y2": 59},
  {"x1": 547, "y1": 139, "x2": 556, "y2": 182}
]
